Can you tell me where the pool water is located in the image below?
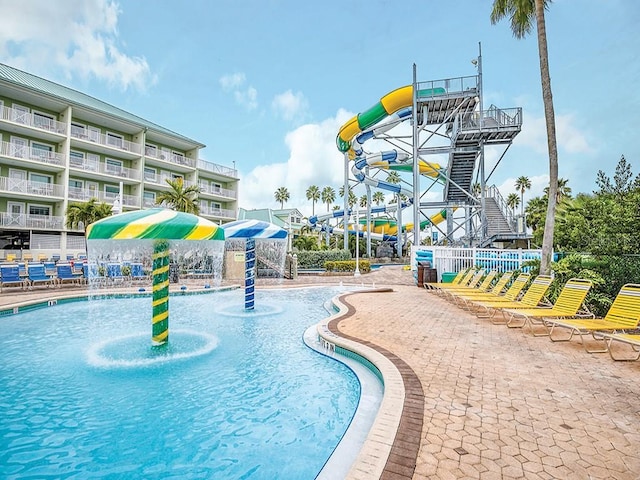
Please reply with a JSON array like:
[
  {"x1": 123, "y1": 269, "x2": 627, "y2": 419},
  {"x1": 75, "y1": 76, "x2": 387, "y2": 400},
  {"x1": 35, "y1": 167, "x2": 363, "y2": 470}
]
[{"x1": 0, "y1": 287, "x2": 361, "y2": 479}]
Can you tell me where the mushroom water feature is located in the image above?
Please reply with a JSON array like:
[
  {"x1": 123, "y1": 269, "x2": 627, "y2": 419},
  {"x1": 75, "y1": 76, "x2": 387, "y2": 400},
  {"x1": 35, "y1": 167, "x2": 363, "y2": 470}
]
[
  {"x1": 221, "y1": 219, "x2": 288, "y2": 310},
  {"x1": 86, "y1": 208, "x2": 225, "y2": 346}
]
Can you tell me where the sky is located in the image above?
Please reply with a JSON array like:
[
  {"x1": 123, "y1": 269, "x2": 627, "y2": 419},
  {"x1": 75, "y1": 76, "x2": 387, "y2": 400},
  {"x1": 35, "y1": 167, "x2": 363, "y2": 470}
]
[{"x1": 1, "y1": 0, "x2": 638, "y2": 220}]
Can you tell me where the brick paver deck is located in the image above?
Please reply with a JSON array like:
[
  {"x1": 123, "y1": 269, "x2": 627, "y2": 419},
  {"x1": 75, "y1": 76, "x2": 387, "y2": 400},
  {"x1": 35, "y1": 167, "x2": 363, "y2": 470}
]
[{"x1": 2, "y1": 266, "x2": 639, "y2": 479}]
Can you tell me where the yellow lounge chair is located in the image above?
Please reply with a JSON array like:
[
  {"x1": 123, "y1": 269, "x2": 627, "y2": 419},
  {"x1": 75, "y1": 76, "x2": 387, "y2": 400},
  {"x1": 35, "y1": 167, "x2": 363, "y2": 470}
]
[
  {"x1": 468, "y1": 273, "x2": 531, "y2": 318},
  {"x1": 448, "y1": 270, "x2": 505, "y2": 307},
  {"x1": 423, "y1": 267, "x2": 470, "y2": 292},
  {"x1": 544, "y1": 283, "x2": 640, "y2": 353},
  {"x1": 453, "y1": 271, "x2": 514, "y2": 300},
  {"x1": 502, "y1": 278, "x2": 593, "y2": 336},
  {"x1": 600, "y1": 333, "x2": 640, "y2": 361},
  {"x1": 441, "y1": 269, "x2": 490, "y2": 301}
]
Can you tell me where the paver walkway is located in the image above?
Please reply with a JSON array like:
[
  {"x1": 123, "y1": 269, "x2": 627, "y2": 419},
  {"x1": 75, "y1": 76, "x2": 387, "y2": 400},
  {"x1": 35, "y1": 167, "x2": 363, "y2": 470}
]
[{"x1": 2, "y1": 266, "x2": 639, "y2": 479}]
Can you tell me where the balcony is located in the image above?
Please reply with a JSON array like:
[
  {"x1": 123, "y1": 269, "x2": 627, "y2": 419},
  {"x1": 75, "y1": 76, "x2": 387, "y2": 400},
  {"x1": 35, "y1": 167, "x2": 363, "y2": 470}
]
[
  {"x1": 143, "y1": 172, "x2": 197, "y2": 189},
  {"x1": 0, "y1": 212, "x2": 68, "y2": 230},
  {"x1": 0, "y1": 177, "x2": 65, "y2": 199},
  {"x1": 145, "y1": 147, "x2": 196, "y2": 172},
  {"x1": 69, "y1": 157, "x2": 140, "y2": 181},
  {"x1": 199, "y1": 205, "x2": 236, "y2": 220},
  {"x1": 198, "y1": 183, "x2": 237, "y2": 199},
  {"x1": 197, "y1": 159, "x2": 237, "y2": 178},
  {"x1": 68, "y1": 187, "x2": 141, "y2": 208},
  {"x1": 0, "y1": 105, "x2": 67, "y2": 141},
  {"x1": 70, "y1": 127, "x2": 141, "y2": 158},
  {"x1": 0, "y1": 141, "x2": 66, "y2": 171}
]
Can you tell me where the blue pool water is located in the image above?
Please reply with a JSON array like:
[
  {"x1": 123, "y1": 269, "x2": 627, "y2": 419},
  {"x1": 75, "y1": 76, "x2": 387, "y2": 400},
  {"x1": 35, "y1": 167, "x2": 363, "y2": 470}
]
[{"x1": 0, "y1": 287, "x2": 361, "y2": 479}]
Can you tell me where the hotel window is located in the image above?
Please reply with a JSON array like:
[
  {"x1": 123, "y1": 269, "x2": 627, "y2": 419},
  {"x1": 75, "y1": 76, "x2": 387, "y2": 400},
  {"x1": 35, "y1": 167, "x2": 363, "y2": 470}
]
[
  {"x1": 106, "y1": 158, "x2": 123, "y2": 175},
  {"x1": 30, "y1": 173, "x2": 52, "y2": 184},
  {"x1": 69, "y1": 179, "x2": 83, "y2": 189},
  {"x1": 69, "y1": 150, "x2": 85, "y2": 167},
  {"x1": 144, "y1": 167, "x2": 156, "y2": 181},
  {"x1": 29, "y1": 204, "x2": 51, "y2": 216},
  {"x1": 143, "y1": 191, "x2": 156, "y2": 207},
  {"x1": 11, "y1": 104, "x2": 29, "y2": 124},
  {"x1": 106, "y1": 132, "x2": 124, "y2": 148},
  {"x1": 33, "y1": 111, "x2": 55, "y2": 130},
  {"x1": 145, "y1": 144, "x2": 158, "y2": 157},
  {"x1": 31, "y1": 141, "x2": 53, "y2": 160},
  {"x1": 88, "y1": 126, "x2": 101, "y2": 142},
  {"x1": 71, "y1": 122, "x2": 87, "y2": 138},
  {"x1": 105, "y1": 184, "x2": 120, "y2": 200}
]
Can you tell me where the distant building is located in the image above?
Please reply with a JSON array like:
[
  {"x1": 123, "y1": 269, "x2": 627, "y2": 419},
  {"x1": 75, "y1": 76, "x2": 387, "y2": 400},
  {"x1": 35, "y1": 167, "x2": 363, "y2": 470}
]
[
  {"x1": 0, "y1": 63, "x2": 238, "y2": 260},
  {"x1": 238, "y1": 207, "x2": 304, "y2": 245}
]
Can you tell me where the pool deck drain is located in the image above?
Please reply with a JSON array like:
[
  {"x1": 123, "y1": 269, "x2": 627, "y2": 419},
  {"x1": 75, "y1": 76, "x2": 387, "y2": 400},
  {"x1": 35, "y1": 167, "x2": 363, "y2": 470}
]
[{"x1": 2, "y1": 266, "x2": 640, "y2": 479}]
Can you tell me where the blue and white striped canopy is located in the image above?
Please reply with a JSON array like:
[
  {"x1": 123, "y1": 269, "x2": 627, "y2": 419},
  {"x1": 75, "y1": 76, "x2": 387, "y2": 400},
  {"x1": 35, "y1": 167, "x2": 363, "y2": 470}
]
[{"x1": 222, "y1": 220, "x2": 287, "y2": 239}]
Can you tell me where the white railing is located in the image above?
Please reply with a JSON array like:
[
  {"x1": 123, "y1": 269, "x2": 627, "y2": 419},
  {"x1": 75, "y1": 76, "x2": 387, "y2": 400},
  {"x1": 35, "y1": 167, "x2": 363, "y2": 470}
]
[
  {"x1": 0, "y1": 213, "x2": 67, "y2": 230},
  {"x1": 143, "y1": 172, "x2": 197, "y2": 188},
  {"x1": 145, "y1": 148, "x2": 196, "y2": 168},
  {"x1": 0, "y1": 141, "x2": 66, "y2": 166},
  {"x1": 70, "y1": 127, "x2": 142, "y2": 155},
  {"x1": 0, "y1": 105, "x2": 67, "y2": 135},
  {"x1": 486, "y1": 185, "x2": 516, "y2": 229},
  {"x1": 69, "y1": 158, "x2": 140, "y2": 180},
  {"x1": 412, "y1": 245, "x2": 543, "y2": 279},
  {"x1": 0, "y1": 177, "x2": 65, "y2": 197},
  {"x1": 68, "y1": 187, "x2": 140, "y2": 208},
  {"x1": 198, "y1": 183, "x2": 237, "y2": 199},
  {"x1": 197, "y1": 159, "x2": 237, "y2": 177},
  {"x1": 199, "y1": 205, "x2": 236, "y2": 219}
]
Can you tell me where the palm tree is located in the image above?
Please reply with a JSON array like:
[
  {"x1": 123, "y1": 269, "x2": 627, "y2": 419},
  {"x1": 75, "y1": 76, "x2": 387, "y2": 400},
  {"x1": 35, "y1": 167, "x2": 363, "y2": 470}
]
[
  {"x1": 66, "y1": 198, "x2": 113, "y2": 250},
  {"x1": 514, "y1": 175, "x2": 531, "y2": 216},
  {"x1": 157, "y1": 177, "x2": 201, "y2": 214},
  {"x1": 491, "y1": 0, "x2": 558, "y2": 275},
  {"x1": 305, "y1": 185, "x2": 320, "y2": 216},
  {"x1": 471, "y1": 182, "x2": 482, "y2": 198},
  {"x1": 359, "y1": 194, "x2": 368, "y2": 208},
  {"x1": 544, "y1": 177, "x2": 572, "y2": 205},
  {"x1": 386, "y1": 171, "x2": 402, "y2": 205},
  {"x1": 321, "y1": 186, "x2": 335, "y2": 213},
  {"x1": 506, "y1": 193, "x2": 520, "y2": 212},
  {"x1": 274, "y1": 186, "x2": 290, "y2": 209},
  {"x1": 372, "y1": 191, "x2": 386, "y2": 206}
]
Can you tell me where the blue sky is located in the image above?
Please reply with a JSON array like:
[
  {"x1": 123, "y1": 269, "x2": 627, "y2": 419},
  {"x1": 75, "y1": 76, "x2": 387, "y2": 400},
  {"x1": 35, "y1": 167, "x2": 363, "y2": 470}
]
[{"x1": 1, "y1": 0, "x2": 638, "y2": 218}]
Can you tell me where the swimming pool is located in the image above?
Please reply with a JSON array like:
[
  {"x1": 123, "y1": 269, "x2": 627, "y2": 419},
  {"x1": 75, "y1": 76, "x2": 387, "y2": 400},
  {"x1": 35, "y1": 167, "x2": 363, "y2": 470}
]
[{"x1": 0, "y1": 287, "x2": 368, "y2": 479}]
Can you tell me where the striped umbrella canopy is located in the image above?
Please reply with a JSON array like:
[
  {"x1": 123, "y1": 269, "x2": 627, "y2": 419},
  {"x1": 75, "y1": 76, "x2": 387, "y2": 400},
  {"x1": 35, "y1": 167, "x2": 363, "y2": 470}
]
[
  {"x1": 86, "y1": 208, "x2": 225, "y2": 241},
  {"x1": 222, "y1": 219, "x2": 287, "y2": 239}
]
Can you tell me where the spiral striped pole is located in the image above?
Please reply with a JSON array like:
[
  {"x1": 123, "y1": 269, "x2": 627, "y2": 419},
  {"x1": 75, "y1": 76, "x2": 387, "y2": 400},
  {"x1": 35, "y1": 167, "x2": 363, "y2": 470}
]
[
  {"x1": 244, "y1": 238, "x2": 256, "y2": 310},
  {"x1": 152, "y1": 240, "x2": 170, "y2": 345}
]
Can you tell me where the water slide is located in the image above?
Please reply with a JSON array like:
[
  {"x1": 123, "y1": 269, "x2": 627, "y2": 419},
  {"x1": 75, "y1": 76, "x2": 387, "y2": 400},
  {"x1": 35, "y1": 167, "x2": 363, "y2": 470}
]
[{"x1": 333, "y1": 85, "x2": 450, "y2": 236}]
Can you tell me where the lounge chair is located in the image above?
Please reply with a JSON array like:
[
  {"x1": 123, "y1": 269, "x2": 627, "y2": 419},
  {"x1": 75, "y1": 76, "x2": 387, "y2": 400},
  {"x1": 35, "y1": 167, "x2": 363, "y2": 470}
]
[
  {"x1": 56, "y1": 264, "x2": 80, "y2": 287},
  {"x1": 600, "y1": 333, "x2": 640, "y2": 361},
  {"x1": 0, "y1": 265, "x2": 25, "y2": 292},
  {"x1": 440, "y1": 269, "x2": 488, "y2": 301},
  {"x1": 447, "y1": 270, "x2": 499, "y2": 304},
  {"x1": 130, "y1": 263, "x2": 147, "y2": 284},
  {"x1": 501, "y1": 278, "x2": 593, "y2": 335},
  {"x1": 26, "y1": 264, "x2": 53, "y2": 289},
  {"x1": 428, "y1": 268, "x2": 479, "y2": 295},
  {"x1": 423, "y1": 267, "x2": 470, "y2": 292},
  {"x1": 107, "y1": 263, "x2": 127, "y2": 286},
  {"x1": 483, "y1": 274, "x2": 554, "y2": 324},
  {"x1": 452, "y1": 271, "x2": 515, "y2": 301},
  {"x1": 467, "y1": 273, "x2": 531, "y2": 318},
  {"x1": 544, "y1": 283, "x2": 640, "y2": 353}
]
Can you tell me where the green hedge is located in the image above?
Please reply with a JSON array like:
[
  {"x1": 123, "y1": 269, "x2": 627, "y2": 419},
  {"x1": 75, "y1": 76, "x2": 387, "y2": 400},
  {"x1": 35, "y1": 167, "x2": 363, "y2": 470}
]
[
  {"x1": 296, "y1": 249, "x2": 351, "y2": 268},
  {"x1": 325, "y1": 260, "x2": 371, "y2": 273}
]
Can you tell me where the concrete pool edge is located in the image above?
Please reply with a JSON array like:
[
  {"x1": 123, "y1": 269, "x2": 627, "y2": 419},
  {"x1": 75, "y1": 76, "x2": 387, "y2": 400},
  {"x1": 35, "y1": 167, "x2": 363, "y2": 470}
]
[{"x1": 316, "y1": 288, "x2": 425, "y2": 480}]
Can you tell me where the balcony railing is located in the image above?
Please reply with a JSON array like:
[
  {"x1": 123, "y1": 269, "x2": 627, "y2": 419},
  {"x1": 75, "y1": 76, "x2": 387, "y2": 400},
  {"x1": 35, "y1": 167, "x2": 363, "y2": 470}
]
[
  {"x1": 1, "y1": 141, "x2": 66, "y2": 167},
  {"x1": 197, "y1": 159, "x2": 237, "y2": 178},
  {"x1": 0, "y1": 177, "x2": 65, "y2": 197},
  {"x1": 70, "y1": 127, "x2": 142, "y2": 155},
  {"x1": 0, "y1": 105, "x2": 68, "y2": 135},
  {"x1": 199, "y1": 206, "x2": 236, "y2": 219},
  {"x1": 68, "y1": 187, "x2": 141, "y2": 208},
  {"x1": 198, "y1": 183, "x2": 237, "y2": 199},
  {"x1": 143, "y1": 172, "x2": 197, "y2": 188},
  {"x1": 0, "y1": 213, "x2": 67, "y2": 230},
  {"x1": 69, "y1": 157, "x2": 140, "y2": 180},
  {"x1": 145, "y1": 148, "x2": 196, "y2": 168}
]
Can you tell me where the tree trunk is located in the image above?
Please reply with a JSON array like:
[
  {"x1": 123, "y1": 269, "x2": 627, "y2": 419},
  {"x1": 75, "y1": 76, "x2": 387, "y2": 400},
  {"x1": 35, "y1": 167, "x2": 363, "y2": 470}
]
[{"x1": 535, "y1": 0, "x2": 558, "y2": 275}]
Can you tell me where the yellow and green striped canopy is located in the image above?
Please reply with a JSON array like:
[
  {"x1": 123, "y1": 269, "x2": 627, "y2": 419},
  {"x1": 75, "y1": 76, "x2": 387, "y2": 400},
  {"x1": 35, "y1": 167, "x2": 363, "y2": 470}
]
[{"x1": 86, "y1": 208, "x2": 225, "y2": 241}]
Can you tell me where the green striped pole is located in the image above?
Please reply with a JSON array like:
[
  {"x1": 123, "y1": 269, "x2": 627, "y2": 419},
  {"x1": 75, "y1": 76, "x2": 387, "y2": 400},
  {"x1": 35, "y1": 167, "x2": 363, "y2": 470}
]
[{"x1": 152, "y1": 240, "x2": 170, "y2": 345}]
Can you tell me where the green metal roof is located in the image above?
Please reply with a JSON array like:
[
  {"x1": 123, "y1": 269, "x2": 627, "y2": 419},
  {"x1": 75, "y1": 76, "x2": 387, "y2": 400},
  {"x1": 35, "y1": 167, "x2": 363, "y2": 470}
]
[{"x1": 0, "y1": 62, "x2": 203, "y2": 147}]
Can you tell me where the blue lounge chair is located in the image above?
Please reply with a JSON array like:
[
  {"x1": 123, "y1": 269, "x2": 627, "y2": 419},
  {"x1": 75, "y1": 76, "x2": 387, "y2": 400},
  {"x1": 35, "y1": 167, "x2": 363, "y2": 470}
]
[
  {"x1": 26, "y1": 264, "x2": 53, "y2": 289},
  {"x1": 56, "y1": 264, "x2": 80, "y2": 287},
  {"x1": 0, "y1": 265, "x2": 25, "y2": 292},
  {"x1": 107, "y1": 263, "x2": 127, "y2": 285},
  {"x1": 130, "y1": 263, "x2": 147, "y2": 284}
]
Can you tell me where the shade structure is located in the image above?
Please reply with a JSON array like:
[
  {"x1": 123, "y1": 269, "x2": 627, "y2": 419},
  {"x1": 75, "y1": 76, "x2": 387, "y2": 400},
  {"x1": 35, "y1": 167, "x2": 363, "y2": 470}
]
[
  {"x1": 221, "y1": 220, "x2": 287, "y2": 310},
  {"x1": 86, "y1": 208, "x2": 225, "y2": 346},
  {"x1": 87, "y1": 208, "x2": 224, "y2": 241},
  {"x1": 222, "y1": 219, "x2": 287, "y2": 240}
]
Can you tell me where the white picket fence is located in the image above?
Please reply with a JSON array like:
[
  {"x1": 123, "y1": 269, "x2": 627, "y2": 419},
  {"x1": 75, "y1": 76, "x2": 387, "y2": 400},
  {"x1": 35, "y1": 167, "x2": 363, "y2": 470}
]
[{"x1": 412, "y1": 246, "x2": 544, "y2": 282}]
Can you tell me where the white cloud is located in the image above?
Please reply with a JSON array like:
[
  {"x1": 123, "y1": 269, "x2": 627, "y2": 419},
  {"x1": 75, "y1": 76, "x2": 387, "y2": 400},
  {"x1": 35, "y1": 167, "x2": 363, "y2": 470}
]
[
  {"x1": 219, "y1": 72, "x2": 258, "y2": 110},
  {"x1": 0, "y1": 0, "x2": 155, "y2": 91},
  {"x1": 272, "y1": 90, "x2": 309, "y2": 122},
  {"x1": 515, "y1": 111, "x2": 592, "y2": 155},
  {"x1": 239, "y1": 109, "x2": 353, "y2": 217}
]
